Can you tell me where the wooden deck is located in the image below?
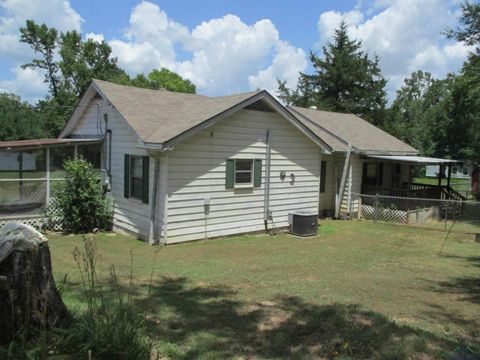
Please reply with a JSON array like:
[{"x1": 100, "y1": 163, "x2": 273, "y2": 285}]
[{"x1": 361, "y1": 183, "x2": 465, "y2": 201}]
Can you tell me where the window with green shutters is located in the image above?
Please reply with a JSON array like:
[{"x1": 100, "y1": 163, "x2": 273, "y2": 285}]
[
  {"x1": 225, "y1": 158, "x2": 262, "y2": 189},
  {"x1": 124, "y1": 154, "x2": 149, "y2": 204}
]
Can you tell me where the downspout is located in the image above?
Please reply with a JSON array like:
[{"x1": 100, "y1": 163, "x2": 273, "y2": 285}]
[
  {"x1": 264, "y1": 130, "x2": 272, "y2": 231},
  {"x1": 149, "y1": 154, "x2": 160, "y2": 244}
]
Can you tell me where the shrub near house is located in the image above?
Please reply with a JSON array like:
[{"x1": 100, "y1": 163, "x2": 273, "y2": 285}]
[{"x1": 53, "y1": 158, "x2": 112, "y2": 233}]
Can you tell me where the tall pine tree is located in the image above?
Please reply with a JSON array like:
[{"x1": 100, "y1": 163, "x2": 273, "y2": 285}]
[{"x1": 278, "y1": 21, "x2": 387, "y2": 125}]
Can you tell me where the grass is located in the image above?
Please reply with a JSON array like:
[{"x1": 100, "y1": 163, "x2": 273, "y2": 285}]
[{"x1": 47, "y1": 220, "x2": 480, "y2": 359}]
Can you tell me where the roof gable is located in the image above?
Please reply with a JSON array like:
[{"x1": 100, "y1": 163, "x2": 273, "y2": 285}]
[
  {"x1": 289, "y1": 106, "x2": 419, "y2": 155},
  {"x1": 61, "y1": 80, "x2": 332, "y2": 152}
]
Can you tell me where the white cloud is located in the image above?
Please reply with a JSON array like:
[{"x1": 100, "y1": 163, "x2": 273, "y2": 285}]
[
  {"x1": 110, "y1": 2, "x2": 307, "y2": 95},
  {"x1": 316, "y1": 0, "x2": 470, "y2": 99},
  {"x1": 85, "y1": 32, "x2": 104, "y2": 43},
  {"x1": 0, "y1": 66, "x2": 47, "y2": 103},
  {"x1": 0, "y1": 0, "x2": 83, "y2": 101},
  {"x1": 249, "y1": 40, "x2": 307, "y2": 95},
  {"x1": 0, "y1": 0, "x2": 83, "y2": 63}
]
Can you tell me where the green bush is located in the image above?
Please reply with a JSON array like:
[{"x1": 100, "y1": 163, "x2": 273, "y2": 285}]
[{"x1": 52, "y1": 158, "x2": 112, "y2": 233}]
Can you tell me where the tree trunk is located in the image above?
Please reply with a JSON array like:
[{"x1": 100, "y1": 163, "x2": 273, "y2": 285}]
[{"x1": 0, "y1": 223, "x2": 70, "y2": 345}]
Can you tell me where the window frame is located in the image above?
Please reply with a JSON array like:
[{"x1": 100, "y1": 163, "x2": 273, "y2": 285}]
[
  {"x1": 362, "y1": 162, "x2": 383, "y2": 187},
  {"x1": 129, "y1": 155, "x2": 144, "y2": 200},
  {"x1": 234, "y1": 159, "x2": 254, "y2": 187}
]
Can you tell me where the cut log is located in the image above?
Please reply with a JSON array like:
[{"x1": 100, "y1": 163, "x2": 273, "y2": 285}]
[{"x1": 0, "y1": 222, "x2": 71, "y2": 345}]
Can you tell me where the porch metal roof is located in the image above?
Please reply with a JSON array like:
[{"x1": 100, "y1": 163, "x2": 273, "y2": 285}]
[
  {"x1": 0, "y1": 138, "x2": 101, "y2": 150},
  {"x1": 366, "y1": 155, "x2": 460, "y2": 165}
]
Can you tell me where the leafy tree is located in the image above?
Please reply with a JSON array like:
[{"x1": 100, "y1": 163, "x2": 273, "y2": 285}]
[
  {"x1": 20, "y1": 20, "x2": 60, "y2": 97},
  {"x1": 19, "y1": 20, "x2": 197, "y2": 138},
  {"x1": 386, "y1": 71, "x2": 439, "y2": 152},
  {"x1": 147, "y1": 68, "x2": 196, "y2": 93},
  {"x1": 446, "y1": 1, "x2": 480, "y2": 50},
  {"x1": 446, "y1": 57, "x2": 480, "y2": 163},
  {"x1": 129, "y1": 68, "x2": 196, "y2": 93},
  {"x1": 443, "y1": 1, "x2": 480, "y2": 164},
  {"x1": 278, "y1": 21, "x2": 387, "y2": 125},
  {"x1": 0, "y1": 93, "x2": 47, "y2": 141},
  {"x1": 59, "y1": 30, "x2": 128, "y2": 96}
]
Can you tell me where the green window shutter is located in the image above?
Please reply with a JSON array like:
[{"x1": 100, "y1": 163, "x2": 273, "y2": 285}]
[
  {"x1": 124, "y1": 154, "x2": 130, "y2": 198},
  {"x1": 320, "y1": 160, "x2": 326, "y2": 193},
  {"x1": 225, "y1": 159, "x2": 234, "y2": 189},
  {"x1": 254, "y1": 159, "x2": 262, "y2": 188},
  {"x1": 142, "y1": 156, "x2": 150, "y2": 204}
]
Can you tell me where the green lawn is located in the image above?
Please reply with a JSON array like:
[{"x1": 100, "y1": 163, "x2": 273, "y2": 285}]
[{"x1": 48, "y1": 220, "x2": 480, "y2": 359}]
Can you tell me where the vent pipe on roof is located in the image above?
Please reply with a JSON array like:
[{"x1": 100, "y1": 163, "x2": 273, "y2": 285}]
[{"x1": 309, "y1": 106, "x2": 317, "y2": 110}]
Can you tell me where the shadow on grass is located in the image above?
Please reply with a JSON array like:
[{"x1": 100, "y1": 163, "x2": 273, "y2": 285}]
[
  {"x1": 432, "y1": 255, "x2": 480, "y2": 304},
  {"x1": 70, "y1": 276, "x2": 457, "y2": 360}
]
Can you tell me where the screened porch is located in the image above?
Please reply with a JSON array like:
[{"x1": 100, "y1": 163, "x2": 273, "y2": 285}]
[
  {"x1": 0, "y1": 138, "x2": 101, "y2": 228},
  {"x1": 360, "y1": 155, "x2": 466, "y2": 203}
]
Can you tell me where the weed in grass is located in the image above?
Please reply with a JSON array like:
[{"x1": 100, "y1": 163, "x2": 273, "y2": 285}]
[{"x1": 55, "y1": 236, "x2": 154, "y2": 360}]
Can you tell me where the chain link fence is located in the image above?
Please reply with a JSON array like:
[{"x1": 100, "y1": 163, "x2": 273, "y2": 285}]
[
  {"x1": 352, "y1": 193, "x2": 480, "y2": 234},
  {"x1": 0, "y1": 178, "x2": 64, "y2": 230}
]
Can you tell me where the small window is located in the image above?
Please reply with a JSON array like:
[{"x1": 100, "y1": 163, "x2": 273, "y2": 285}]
[
  {"x1": 124, "y1": 154, "x2": 149, "y2": 204},
  {"x1": 225, "y1": 158, "x2": 262, "y2": 189},
  {"x1": 235, "y1": 159, "x2": 253, "y2": 185},
  {"x1": 130, "y1": 156, "x2": 144, "y2": 200}
]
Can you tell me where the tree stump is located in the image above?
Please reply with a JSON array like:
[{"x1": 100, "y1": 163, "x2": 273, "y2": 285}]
[{"x1": 0, "y1": 223, "x2": 71, "y2": 345}]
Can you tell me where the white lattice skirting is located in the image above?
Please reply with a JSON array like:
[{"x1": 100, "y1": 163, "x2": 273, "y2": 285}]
[
  {"x1": 360, "y1": 205, "x2": 440, "y2": 224},
  {"x1": 0, "y1": 201, "x2": 63, "y2": 231}
]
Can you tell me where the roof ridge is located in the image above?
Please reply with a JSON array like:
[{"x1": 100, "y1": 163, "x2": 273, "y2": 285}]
[
  {"x1": 93, "y1": 79, "x2": 263, "y2": 99},
  {"x1": 292, "y1": 105, "x2": 356, "y2": 117},
  {"x1": 288, "y1": 106, "x2": 351, "y2": 147},
  {"x1": 92, "y1": 78, "x2": 210, "y2": 98}
]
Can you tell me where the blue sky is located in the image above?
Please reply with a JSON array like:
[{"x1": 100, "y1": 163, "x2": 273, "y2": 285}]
[{"x1": 0, "y1": 0, "x2": 470, "y2": 103}]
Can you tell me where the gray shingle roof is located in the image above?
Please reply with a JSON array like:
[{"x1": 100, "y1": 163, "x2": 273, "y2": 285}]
[
  {"x1": 91, "y1": 80, "x2": 418, "y2": 155},
  {"x1": 289, "y1": 106, "x2": 419, "y2": 154},
  {"x1": 93, "y1": 79, "x2": 261, "y2": 144}
]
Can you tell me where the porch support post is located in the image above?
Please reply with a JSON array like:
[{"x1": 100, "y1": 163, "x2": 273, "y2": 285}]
[
  {"x1": 19, "y1": 151, "x2": 24, "y2": 200},
  {"x1": 46, "y1": 147, "x2": 50, "y2": 205},
  {"x1": 437, "y1": 165, "x2": 443, "y2": 187},
  {"x1": 149, "y1": 154, "x2": 160, "y2": 245},
  {"x1": 447, "y1": 164, "x2": 452, "y2": 188}
]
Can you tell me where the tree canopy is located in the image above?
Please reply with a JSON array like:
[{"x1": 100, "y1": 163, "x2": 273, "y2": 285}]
[
  {"x1": 0, "y1": 20, "x2": 197, "y2": 140},
  {"x1": 278, "y1": 22, "x2": 387, "y2": 125},
  {"x1": 386, "y1": 1, "x2": 480, "y2": 164},
  {"x1": 0, "y1": 94, "x2": 47, "y2": 141}
]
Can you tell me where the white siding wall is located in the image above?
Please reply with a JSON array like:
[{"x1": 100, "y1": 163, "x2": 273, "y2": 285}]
[
  {"x1": 71, "y1": 99, "x2": 155, "y2": 240},
  {"x1": 166, "y1": 109, "x2": 321, "y2": 243}
]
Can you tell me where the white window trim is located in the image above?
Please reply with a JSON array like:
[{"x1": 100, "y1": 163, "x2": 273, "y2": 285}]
[
  {"x1": 234, "y1": 159, "x2": 254, "y2": 188},
  {"x1": 130, "y1": 155, "x2": 144, "y2": 200}
]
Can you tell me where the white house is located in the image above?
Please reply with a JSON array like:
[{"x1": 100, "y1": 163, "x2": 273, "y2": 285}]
[
  {"x1": 2, "y1": 79, "x2": 461, "y2": 243},
  {"x1": 426, "y1": 164, "x2": 472, "y2": 179}
]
